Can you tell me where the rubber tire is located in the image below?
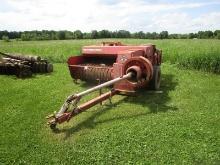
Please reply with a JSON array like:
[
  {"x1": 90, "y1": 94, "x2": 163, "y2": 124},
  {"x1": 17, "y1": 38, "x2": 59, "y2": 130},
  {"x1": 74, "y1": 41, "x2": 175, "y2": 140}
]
[
  {"x1": 46, "y1": 63, "x2": 53, "y2": 73},
  {"x1": 39, "y1": 63, "x2": 44, "y2": 73},
  {"x1": 149, "y1": 65, "x2": 161, "y2": 90}
]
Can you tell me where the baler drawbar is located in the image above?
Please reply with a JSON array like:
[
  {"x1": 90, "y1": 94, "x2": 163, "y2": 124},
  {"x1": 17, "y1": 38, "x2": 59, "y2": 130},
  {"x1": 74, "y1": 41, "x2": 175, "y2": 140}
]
[{"x1": 47, "y1": 42, "x2": 162, "y2": 130}]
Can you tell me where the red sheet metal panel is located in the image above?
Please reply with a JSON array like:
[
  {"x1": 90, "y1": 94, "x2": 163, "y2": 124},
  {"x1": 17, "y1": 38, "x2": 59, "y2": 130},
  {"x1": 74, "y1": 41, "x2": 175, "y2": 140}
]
[{"x1": 82, "y1": 45, "x2": 154, "y2": 57}]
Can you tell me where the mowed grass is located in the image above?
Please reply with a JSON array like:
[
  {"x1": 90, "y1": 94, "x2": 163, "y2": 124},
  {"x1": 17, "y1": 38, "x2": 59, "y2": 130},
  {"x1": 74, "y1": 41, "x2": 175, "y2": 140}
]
[
  {"x1": 0, "y1": 39, "x2": 220, "y2": 73},
  {"x1": 0, "y1": 62, "x2": 220, "y2": 164}
]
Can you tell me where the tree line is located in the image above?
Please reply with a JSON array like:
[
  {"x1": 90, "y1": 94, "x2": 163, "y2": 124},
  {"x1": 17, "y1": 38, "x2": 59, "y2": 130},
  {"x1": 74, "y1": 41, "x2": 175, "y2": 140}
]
[{"x1": 0, "y1": 30, "x2": 220, "y2": 41}]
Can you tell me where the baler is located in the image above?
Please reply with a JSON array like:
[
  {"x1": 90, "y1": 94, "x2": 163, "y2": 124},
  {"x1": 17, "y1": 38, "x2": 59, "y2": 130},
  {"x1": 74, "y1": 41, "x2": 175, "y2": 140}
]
[{"x1": 47, "y1": 42, "x2": 162, "y2": 129}]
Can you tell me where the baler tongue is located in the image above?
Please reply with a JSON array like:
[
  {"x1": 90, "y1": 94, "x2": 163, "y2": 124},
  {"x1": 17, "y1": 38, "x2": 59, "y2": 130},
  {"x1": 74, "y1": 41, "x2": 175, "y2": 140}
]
[{"x1": 47, "y1": 72, "x2": 134, "y2": 130}]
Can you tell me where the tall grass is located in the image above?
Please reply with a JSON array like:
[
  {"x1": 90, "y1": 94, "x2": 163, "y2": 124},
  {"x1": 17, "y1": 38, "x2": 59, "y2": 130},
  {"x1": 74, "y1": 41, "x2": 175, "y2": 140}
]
[
  {"x1": 0, "y1": 39, "x2": 219, "y2": 73},
  {"x1": 156, "y1": 39, "x2": 220, "y2": 73}
]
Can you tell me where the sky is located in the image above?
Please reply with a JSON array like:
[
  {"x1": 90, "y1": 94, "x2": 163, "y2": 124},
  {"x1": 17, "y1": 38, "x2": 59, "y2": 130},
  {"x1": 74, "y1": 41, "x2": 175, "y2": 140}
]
[{"x1": 0, "y1": 0, "x2": 220, "y2": 33}]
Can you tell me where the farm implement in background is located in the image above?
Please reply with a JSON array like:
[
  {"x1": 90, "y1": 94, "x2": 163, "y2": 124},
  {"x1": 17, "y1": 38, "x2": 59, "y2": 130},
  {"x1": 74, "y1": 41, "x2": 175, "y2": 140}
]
[
  {"x1": 47, "y1": 42, "x2": 162, "y2": 130},
  {"x1": 0, "y1": 52, "x2": 53, "y2": 78}
]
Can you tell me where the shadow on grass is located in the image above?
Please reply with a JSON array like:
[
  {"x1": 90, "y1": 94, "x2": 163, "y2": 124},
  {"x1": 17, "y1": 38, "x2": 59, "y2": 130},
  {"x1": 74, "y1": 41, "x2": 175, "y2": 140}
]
[
  {"x1": 54, "y1": 73, "x2": 178, "y2": 139},
  {"x1": 0, "y1": 72, "x2": 54, "y2": 79}
]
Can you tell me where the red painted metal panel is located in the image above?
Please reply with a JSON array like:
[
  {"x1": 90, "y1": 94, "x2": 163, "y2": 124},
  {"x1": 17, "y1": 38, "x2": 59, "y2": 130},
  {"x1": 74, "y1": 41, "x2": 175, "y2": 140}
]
[
  {"x1": 67, "y1": 56, "x2": 84, "y2": 65},
  {"x1": 82, "y1": 45, "x2": 154, "y2": 57},
  {"x1": 116, "y1": 49, "x2": 144, "y2": 64}
]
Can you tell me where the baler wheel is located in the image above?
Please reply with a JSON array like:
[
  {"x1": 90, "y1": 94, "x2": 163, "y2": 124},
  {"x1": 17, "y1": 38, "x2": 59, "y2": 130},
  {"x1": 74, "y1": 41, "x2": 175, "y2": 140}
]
[{"x1": 149, "y1": 66, "x2": 161, "y2": 90}]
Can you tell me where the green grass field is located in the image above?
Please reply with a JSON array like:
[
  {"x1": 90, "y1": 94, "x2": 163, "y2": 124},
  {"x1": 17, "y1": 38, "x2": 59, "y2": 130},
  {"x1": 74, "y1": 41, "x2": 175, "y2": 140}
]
[{"x1": 0, "y1": 39, "x2": 220, "y2": 164}]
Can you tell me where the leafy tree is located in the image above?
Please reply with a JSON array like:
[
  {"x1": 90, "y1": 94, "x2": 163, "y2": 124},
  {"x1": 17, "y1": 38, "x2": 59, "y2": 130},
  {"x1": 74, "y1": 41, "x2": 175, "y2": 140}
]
[
  {"x1": 137, "y1": 31, "x2": 145, "y2": 39},
  {"x1": 217, "y1": 33, "x2": 220, "y2": 39},
  {"x1": 64, "y1": 31, "x2": 73, "y2": 39},
  {"x1": 98, "y1": 30, "x2": 111, "y2": 38},
  {"x1": 214, "y1": 30, "x2": 220, "y2": 35},
  {"x1": 110, "y1": 31, "x2": 117, "y2": 38},
  {"x1": 50, "y1": 31, "x2": 57, "y2": 40},
  {"x1": 214, "y1": 30, "x2": 220, "y2": 39},
  {"x1": 116, "y1": 30, "x2": 130, "y2": 38},
  {"x1": 56, "y1": 31, "x2": 66, "y2": 40},
  {"x1": 169, "y1": 34, "x2": 178, "y2": 39},
  {"x1": 178, "y1": 34, "x2": 188, "y2": 39},
  {"x1": 21, "y1": 33, "x2": 31, "y2": 41},
  {"x1": 145, "y1": 32, "x2": 153, "y2": 39},
  {"x1": 198, "y1": 31, "x2": 213, "y2": 39},
  {"x1": 2, "y1": 35, "x2": 10, "y2": 42},
  {"x1": 83, "y1": 32, "x2": 91, "y2": 39},
  {"x1": 160, "y1": 31, "x2": 168, "y2": 39},
  {"x1": 73, "y1": 30, "x2": 83, "y2": 39},
  {"x1": 188, "y1": 33, "x2": 196, "y2": 39},
  {"x1": 198, "y1": 31, "x2": 203, "y2": 39},
  {"x1": 91, "y1": 30, "x2": 99, "y2": 39},
  {"x1": 0, "y1": 31, "x2": 9, "y2": 39},
  {"x1": 205, "y1": 31, "x2": 213, "y2": 38},
  {"x1": 151, "y1": 32, "x2": 160, "y2": 39}
]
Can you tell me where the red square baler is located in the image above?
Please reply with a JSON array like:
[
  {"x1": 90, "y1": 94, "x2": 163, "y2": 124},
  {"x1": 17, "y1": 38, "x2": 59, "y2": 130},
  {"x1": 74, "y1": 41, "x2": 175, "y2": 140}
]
[{"x1": 47, "y1": 42, "x2": 162, "y2": 129}]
